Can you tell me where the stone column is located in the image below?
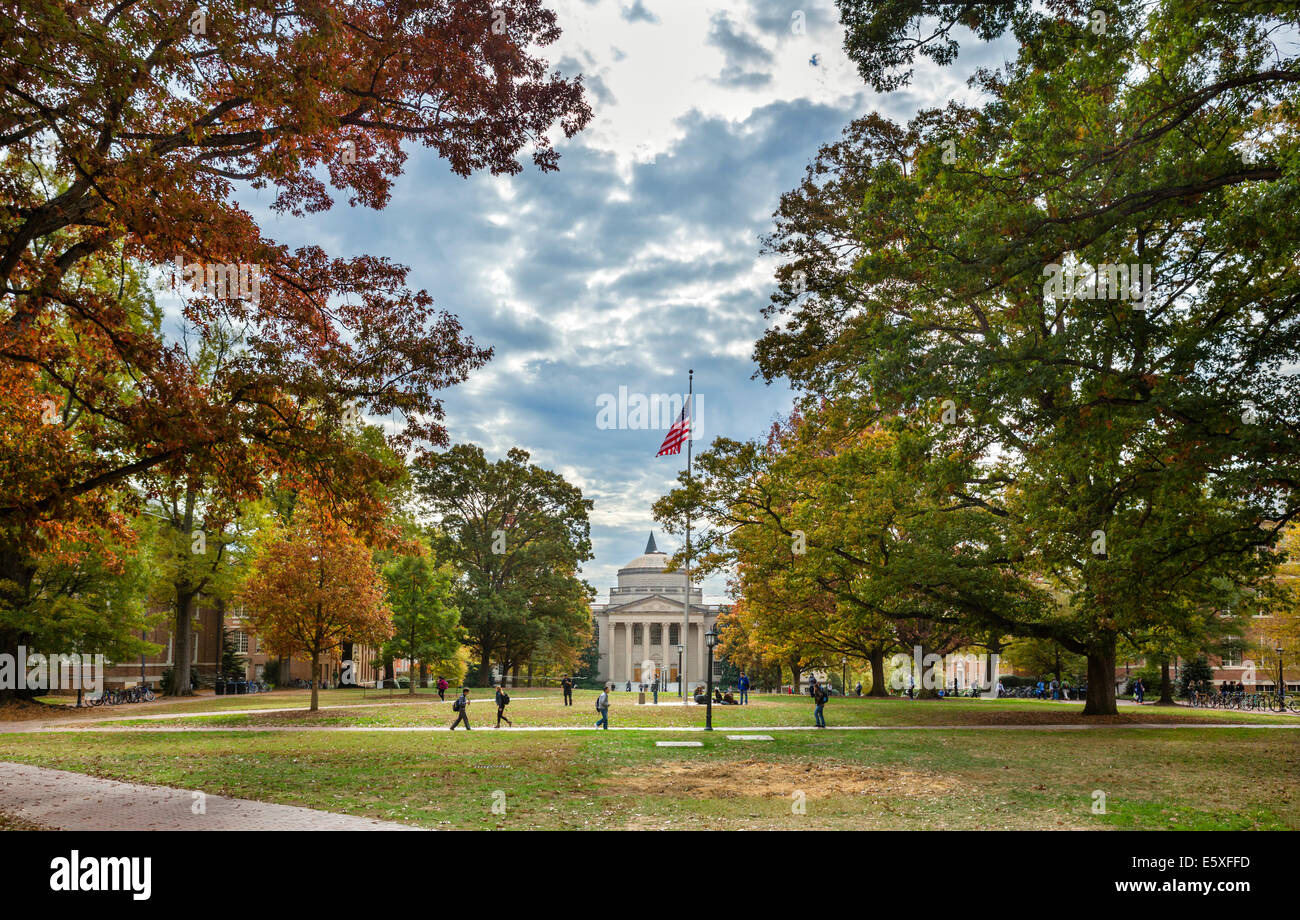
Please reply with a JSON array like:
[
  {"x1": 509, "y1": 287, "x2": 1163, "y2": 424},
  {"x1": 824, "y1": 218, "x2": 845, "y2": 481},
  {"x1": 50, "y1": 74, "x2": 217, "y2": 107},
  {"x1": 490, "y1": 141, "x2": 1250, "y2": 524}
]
[
  {"x1": 661, "y1": 620, "x2": 669, "y2": 688},
  {"x1": 624, "y1": 621, "x2": 632, "y2": 687}
]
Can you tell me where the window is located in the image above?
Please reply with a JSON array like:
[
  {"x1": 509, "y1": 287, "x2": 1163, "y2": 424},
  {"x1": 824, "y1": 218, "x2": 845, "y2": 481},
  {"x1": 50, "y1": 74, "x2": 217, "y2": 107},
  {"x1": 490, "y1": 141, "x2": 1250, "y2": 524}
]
[
  {"x1": 231, "y1": 631, "x2": 250, "y2": 655},
  {"x1": 669, "y1": 623, "x2": 680, "y2": 645},
  {"x1": 633, "y1": 624, "x2": 643, "y2": 645},
  {"x1": 650, "y1": 623, "x2": 663, "y2": 645}
]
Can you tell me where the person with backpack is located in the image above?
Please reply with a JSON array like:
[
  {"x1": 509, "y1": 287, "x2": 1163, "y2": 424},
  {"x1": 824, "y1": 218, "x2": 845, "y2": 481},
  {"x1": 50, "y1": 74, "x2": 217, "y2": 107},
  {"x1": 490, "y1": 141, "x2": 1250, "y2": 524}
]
[
  {"x1": 449, "y1": 688, "x2": 471, "y2": 730},
  {"x1": 595, "y1": 684, "x2": 610, "y2": 729},
  {"x1": 1133, "y1": 677, "x2": 1145, "y2": 704},
  {"x1": 737, "y1": 672, "x2": 750, "y2": 705},
  {"x1": 813, "y1": 681, "x2": 829, "y2": 727},
  {"x1": 854, "y1": 681, "x2": 862, "y2": 698},
  {"x1": 494, "y1": 685, "x2": 513, "y2": 728},
  {"x1": 561, "y1": 675, "x2": 574, "y2": 706},
  {"x1": 436, "y1": 676, "x2": 448, "y2": 702}
]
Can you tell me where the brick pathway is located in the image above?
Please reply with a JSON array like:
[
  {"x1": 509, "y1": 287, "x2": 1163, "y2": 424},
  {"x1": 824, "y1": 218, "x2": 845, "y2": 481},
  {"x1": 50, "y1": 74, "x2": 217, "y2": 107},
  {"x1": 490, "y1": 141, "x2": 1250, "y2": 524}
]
[{"x1": 0, "y1": 761, "x2": 420, "y2": 830}]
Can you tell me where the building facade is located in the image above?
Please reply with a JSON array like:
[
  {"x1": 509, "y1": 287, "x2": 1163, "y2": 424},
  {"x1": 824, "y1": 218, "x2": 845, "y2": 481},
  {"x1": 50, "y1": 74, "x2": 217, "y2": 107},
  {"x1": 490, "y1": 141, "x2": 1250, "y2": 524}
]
[{"x1": 590, "y1": 533, "x2": 726, "y2": 691}]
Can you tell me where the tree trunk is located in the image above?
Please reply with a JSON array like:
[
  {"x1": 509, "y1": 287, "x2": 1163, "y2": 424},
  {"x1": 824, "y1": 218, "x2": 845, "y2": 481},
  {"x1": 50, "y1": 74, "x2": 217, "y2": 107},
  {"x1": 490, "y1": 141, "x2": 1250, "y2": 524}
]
[
  {"x1": 419, "y1": 661, "x2": 429, "y2": 691},
  {"x1": 170, "y1": 589, "x2": 196, "y2": 696},
  {"x1": 478, "y1": 648, "x2": 492, "y2": 687},
  {"x1": 382, "y1": 656, "x2": 394, "y2": 689},
  {"x1": 789, "y1": 663, "x2": 802, "y2": 694},
  {"x1": 1082, "y1": 639, "x2": 1118, "y2": 716},
  {"x1": 0, "y1": 546, "x2": 42, "y2": 701},
  {"x1": 869, "y1": 648, "x2": 888, "y2": 697},
  {"x1": 1157, "y1": 659, "x2": 1175, "y2": 706},
  {"x1": 309, "y1": 654, "x2": 320, "y2": 711}
]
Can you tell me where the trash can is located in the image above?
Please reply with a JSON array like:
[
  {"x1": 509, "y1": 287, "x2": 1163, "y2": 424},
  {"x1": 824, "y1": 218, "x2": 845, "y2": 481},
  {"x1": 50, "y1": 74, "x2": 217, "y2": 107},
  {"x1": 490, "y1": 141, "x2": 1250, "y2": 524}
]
[
  {"x1": 215, "y1": 679, "x2": 225, "y2": 695},
  {"x1": 638, "y1": 691, "x2": 646, "y2": 705},
  {"x1": 235, "y1": 680, "x2": 247, "y2": 694}
]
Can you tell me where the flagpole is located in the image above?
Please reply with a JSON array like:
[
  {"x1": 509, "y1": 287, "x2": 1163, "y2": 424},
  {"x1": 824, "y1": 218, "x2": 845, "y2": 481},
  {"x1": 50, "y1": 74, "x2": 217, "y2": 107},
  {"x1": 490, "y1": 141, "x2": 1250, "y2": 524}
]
[{"x1": 681, "y1": 368, "x2": 693, "y2": 701}]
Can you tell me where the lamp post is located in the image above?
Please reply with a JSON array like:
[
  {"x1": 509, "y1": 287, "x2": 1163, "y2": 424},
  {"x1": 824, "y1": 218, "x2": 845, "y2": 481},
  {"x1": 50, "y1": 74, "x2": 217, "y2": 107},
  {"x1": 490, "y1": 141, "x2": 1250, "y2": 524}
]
[
  {"x1": 677, "y1": 644, "x2": 685, "y2": 699},
  {"x1": 704, "y1": 627, "x2": 717, "y2": 731},
  {"x1": 1278, "y1": 647, "x2": 1285, "y2": 704},
  {"x1": 842, "y1": 657, "x2": 848, "y2": 697}
]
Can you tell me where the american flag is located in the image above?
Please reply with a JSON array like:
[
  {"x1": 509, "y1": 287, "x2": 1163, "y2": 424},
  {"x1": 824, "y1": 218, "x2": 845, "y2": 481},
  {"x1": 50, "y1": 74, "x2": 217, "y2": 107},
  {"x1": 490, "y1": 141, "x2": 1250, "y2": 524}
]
[{"x1": 656, "y1": 401, "x2": 691, "y2": 456}]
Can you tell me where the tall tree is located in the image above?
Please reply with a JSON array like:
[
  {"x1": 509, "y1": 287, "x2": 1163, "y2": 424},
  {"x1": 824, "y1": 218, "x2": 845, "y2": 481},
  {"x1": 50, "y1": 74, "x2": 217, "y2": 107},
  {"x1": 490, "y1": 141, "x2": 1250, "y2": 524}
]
[
  {"x1": 415, "y1": 445, "x2": 593, "y2": 686},
  {"x1": 239, "y1": 503, "x2": 392, "y2": 711},
  {"x1": 754, "y1": 3, "x2": 1300, "y2": 712},
  {"x1": 1, "y1": 1, "x2": 592, "y2": 688},
  {"x1": 381, "y1": 532, "x2": 460, "y2": 695}
]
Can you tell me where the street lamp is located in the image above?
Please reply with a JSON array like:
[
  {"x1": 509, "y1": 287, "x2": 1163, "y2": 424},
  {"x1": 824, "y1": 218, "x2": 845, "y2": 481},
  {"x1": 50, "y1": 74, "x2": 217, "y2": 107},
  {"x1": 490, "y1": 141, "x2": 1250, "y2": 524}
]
[
  {"x1": 704, "y1": 627, "x2": 718, "y2": 731},
  {"x1": 842, "y1": 657, "x2": 848, "y2": 697},
  {"x1": 1278, "y1": 647, "x2": 1285, "y2": 704},
  {"x1": 677, "y1": 644, "x2": 685, "y2": 699}
]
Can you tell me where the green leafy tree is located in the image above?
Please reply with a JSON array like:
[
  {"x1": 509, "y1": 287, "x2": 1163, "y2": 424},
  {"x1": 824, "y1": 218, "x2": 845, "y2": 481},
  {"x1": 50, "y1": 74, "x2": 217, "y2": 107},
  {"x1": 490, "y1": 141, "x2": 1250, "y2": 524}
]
[
  {"x1": 753, "y1": 3, "x2": 1300, "y2": 712},
  {"x1": 414, "y1": 445, "x2": 594, "y2": 686},
  {"x1": 381, "y1": 534, "x2": 460, "y2": 694}
]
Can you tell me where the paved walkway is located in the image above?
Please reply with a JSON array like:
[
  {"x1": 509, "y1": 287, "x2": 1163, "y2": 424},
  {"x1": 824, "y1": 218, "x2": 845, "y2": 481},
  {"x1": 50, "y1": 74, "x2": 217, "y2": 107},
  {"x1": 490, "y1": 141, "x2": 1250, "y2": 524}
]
[
  {"x1": 0, "y1": 761, "x2": 420, "y2": 830},
  {"x1": 0, "y1": 698, "x2": 546, "y2": 734},
  {"x1": 9, "y1": 721, "x2": 1298, "y2": 734}
]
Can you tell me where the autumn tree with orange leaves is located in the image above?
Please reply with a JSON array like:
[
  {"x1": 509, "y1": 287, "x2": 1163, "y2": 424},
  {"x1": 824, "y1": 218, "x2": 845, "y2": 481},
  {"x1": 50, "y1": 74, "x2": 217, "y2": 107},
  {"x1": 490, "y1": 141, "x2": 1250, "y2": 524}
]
[
  {"x1": 0, "y1": 1, "x2": 590, "y2": 695},
  {"x1": 239, "y1": 505, "x2": 392, "y2": 711}
]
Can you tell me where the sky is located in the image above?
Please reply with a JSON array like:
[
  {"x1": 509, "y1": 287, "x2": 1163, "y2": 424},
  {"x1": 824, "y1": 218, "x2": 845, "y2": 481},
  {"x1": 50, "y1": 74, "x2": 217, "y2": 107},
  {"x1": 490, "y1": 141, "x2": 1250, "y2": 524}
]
[{"x1": 218, "y1": 0, "x2": 1016, "y2": 602}]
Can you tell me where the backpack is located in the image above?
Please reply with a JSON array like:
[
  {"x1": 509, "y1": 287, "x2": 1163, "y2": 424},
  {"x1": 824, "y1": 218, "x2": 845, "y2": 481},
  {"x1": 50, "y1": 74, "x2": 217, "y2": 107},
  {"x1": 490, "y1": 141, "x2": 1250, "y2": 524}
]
[
  {"x1": 595, "y1": 694, "x2": 605, "y2": 712},
  {"x1": 453, "y1": 696, "x2": 464, "y2": 712},
  {"x1": 817, "y1": 687, "x2": 829, "y2": 705},
  {"x1": 500, "y1": 692, "x2": 510, "y2": 706}
]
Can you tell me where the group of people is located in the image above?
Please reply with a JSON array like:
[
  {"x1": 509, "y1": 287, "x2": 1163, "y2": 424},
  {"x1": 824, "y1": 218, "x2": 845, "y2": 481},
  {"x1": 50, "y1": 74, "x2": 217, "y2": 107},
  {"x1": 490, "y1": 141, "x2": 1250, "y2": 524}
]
[
  {"x1": 447, "y1": 684, "x2": 515, "y2": 730},
  {"x1": 442, "y1": 669, "x2": 793, "y2": 731}
]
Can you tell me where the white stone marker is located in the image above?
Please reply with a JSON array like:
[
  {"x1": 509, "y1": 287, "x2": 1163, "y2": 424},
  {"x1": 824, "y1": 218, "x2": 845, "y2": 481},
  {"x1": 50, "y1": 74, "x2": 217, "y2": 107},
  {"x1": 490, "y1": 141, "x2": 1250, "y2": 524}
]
[
  {"x1": 726, "y1": 735, "x2": 774, "y2": 741},
  {"x1": 655, "y1": 741, "x2": 704, "y2": 747}
]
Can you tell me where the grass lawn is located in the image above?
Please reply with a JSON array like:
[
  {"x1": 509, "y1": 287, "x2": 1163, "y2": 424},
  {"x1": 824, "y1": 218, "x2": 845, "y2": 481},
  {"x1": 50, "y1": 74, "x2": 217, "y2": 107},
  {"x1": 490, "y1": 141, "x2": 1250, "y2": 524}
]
[
  {"x1": 0, "y1": 690, "x2": 1294, "y2": 830},
  {"x1": 85, "y1": 687, "x2": 1298, "y2": 728}
]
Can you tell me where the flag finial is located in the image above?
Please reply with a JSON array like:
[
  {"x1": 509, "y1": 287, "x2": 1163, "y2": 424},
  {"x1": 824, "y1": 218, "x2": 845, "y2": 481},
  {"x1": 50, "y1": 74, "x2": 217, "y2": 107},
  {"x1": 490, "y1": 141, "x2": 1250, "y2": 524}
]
[{"x1": 645, "y1": 532, "x2": 659, "y2": 554}]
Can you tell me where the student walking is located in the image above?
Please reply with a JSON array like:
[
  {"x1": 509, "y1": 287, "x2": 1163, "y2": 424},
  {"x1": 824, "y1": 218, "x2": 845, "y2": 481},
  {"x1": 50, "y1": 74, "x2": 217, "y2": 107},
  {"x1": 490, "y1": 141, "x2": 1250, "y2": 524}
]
[
  {"x1": 651, "y1": 678, "x2": 659, "y2": 704},
  {"x1": 813, "y1": 681, "x2": 829, "y2": 728},
  {"x1": 436, "y1": 677, "x2": 448, "y2": 702},
  {"x1": 1133, "y1": 677, "x2": 1145, "y2": 704},
  {"x1": 449, "y1": 688, "x2": 471, "y2": 730},
  {"x1": 737, "y1": 672, "x2": 750, "y2": 705},
  {"x1": 854, "y1": 681, "x2": 863, "y2": 698},
  {"x1": 595, "y1": 685, "x2": 610, "y2": 729},
  {"x1": 494, "y1": 685, "x2": 513, "y2": 728},
  {"x1": 561, "y1": 675, "x2": 574, "y2": 706}
]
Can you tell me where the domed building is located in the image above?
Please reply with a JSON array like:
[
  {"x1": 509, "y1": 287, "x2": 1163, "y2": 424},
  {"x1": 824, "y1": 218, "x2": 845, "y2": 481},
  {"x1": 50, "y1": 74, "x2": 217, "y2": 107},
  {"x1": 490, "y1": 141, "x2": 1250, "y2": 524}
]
[{"x1": 590, "y1": 533, "x2": 726, "y2": 691}]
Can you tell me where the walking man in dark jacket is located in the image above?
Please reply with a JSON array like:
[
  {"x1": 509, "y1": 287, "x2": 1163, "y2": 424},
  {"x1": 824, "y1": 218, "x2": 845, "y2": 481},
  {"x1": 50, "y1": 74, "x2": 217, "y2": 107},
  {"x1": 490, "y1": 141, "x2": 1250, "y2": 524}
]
[
  {"x1": 737, "y1": 672, "x2": 750, "y2": 705},
  {"x1": 449, "y1": 688, "x2": 471, "y2": 730},
  {"x1": 561, "y1": 675, "x2": 574, "y2": 706},
  {"x1": 813, "y1": 682, "x2": 829, "y2": 728},
  {"x1": 495, "y1": 685, "x2": 513, "y2": 728}
]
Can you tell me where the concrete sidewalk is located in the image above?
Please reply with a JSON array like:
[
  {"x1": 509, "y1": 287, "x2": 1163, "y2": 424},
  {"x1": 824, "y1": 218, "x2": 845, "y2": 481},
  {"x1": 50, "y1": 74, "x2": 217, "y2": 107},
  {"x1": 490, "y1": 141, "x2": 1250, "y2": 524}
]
[{"x1": 0, "y1": 761, "x2": 421, "y2": 830}]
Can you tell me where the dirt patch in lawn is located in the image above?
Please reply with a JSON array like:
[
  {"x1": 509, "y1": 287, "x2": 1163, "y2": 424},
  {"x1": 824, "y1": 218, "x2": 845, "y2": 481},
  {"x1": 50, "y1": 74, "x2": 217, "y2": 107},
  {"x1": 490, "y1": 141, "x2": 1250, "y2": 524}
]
[
  {"x1": 612, "y1": 758, "x2": 959, "y2": 800},
  {"x1": 0, "y1": 699, "x2": 75, "y2": 722}
]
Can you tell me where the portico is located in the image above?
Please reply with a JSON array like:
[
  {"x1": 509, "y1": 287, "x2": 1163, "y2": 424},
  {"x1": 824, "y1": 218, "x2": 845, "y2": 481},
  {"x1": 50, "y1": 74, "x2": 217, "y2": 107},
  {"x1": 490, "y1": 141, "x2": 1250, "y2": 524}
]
[{"x1": 591, "y1": 533, "x2": 725, "y2": 692}]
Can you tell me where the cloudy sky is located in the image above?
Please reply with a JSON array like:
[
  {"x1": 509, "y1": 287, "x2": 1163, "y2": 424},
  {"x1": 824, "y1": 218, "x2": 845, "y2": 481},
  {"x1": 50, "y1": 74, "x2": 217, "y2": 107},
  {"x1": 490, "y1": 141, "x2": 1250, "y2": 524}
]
[{"x1": 233, "y1": 0, "x2": 1014, "y2": 600}]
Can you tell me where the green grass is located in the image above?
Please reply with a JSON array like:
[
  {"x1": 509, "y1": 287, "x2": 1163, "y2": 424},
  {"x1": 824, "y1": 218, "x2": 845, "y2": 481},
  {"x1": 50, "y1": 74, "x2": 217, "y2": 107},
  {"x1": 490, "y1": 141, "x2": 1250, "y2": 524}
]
[
  {"x1": 0, "y1": 700, "x2": 1294, "y2": 829},
  {"x1": 86, "y1": 688, "x2": 1297, "y2": 729}
]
